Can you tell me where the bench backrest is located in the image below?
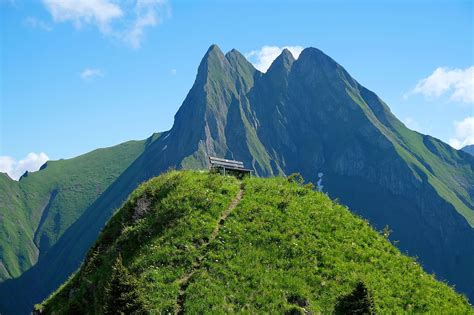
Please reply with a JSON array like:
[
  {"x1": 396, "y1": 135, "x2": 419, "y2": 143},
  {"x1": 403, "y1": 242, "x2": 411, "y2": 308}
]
[{"x1": 209, "y1": 156, "x2": 245, "y2": 169}]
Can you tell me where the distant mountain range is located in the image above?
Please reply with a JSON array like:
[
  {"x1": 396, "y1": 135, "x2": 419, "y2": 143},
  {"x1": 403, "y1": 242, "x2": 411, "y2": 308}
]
[
  {"x1": 1, "y1": 45, "x2": 473, "y2": 314},
  {"x1": 463, "y1": 145, "x2": 474, "y2": 156}
]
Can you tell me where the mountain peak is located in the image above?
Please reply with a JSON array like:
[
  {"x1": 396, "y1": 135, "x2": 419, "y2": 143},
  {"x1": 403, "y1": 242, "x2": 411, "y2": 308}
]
[
  {"x1": 225, "y1": 48, "x2": 246, "y2": 62},
  {"x1": 206, "y1": 44, "x2": 223, "y2": 55},
  {"x1": 226, "y1": 48, "x2": 240, "y2": 55},
  {"x1": 300, "y1": 46, "x2": 328, "y2": 57},
  {"x1": 297, "y1": 47, "x2": 339, "y2": 70},
  {"x1": 266, "y1": 48, "x2": 296, "y2": 75},
  {"x1": 202, "y1": 44, "x2": 226, "y2": 64},
  {"x1": 225, "y1": 48, "x2": 256, "y2": 74},
  {"x1": 196, "y1": 44, "x2": 227, "y2": 82},
  {"x1": 281, "y1": 48, "x2": 295, "y2": 59}
]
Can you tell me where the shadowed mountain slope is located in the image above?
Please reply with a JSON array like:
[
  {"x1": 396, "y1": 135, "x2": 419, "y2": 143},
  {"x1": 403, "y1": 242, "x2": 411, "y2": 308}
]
[{"x1": 463, "y1": 145, "x2": 474, "y2": 156}]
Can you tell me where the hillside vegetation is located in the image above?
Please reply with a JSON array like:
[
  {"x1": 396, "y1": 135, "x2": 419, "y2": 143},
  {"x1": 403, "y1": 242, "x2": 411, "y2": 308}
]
[
  {"x1": 37, "y1": 171, "x2": 472, "y2": 314},
  {"x1": 0, "y1": 139, "x2": 150, "y2": 282}
]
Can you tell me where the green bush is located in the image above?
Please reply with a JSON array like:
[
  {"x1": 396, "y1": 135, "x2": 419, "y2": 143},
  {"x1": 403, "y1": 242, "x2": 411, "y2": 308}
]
[
  {"x1": 334, "y1": 281, "x2": 376, "y2": 315},
  {"x1": 104, "y1": 256, "x2": 146, "y2": 315}
]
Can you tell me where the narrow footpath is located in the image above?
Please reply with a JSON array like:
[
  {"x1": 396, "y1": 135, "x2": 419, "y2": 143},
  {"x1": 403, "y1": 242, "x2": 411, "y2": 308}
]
[{"x1": 175, "y1": 185, "x2": 244, "y2": 314}]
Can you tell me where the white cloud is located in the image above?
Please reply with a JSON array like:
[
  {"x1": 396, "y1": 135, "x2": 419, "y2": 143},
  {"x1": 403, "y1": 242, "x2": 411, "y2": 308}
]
[
  {"x1": 23, "y1": 16, "x2": 53, "y2": 31},
  {"x1": 0, "y1": 152, "x2": 49, "y2": 180},
  {"x1": 449, "y1": 116, "x2": 474, "y2": 149},
  {"x1": 406, "y1": 66, "x2": 474, "y2": 104},
  {"x1": 43, "y1": 0, "x2": 123, "y2": 33},
  {"x1": 245, "y1": 45, "x2": 304, "y2": 72},
  {"x1": 80, "y1": 67, "x2": 103, "y2": 80},
  {"x1": 41, "y1": 0, "x2": 169, "y2": 48},
  {"x1": 122, "y1": 0, "x2": 167, "y2": 49}
]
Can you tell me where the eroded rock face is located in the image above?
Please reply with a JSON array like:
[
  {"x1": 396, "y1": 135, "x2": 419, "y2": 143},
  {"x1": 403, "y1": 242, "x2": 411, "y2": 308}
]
[{"x1": 132, "y1": 197, "x2": 152, "y2": 222}]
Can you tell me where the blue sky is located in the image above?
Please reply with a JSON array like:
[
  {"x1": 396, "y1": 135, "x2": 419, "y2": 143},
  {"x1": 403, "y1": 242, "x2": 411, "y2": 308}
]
[{"x1": 1, "y1": 0, "x2": 473, "y2": 179}]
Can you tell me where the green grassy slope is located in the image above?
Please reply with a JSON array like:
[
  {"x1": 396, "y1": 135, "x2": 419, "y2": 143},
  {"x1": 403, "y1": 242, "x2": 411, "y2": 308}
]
[
  {"x1": 0, "y1": 138, "x2": 152, "y2": 282},
  {"x1": 354, "y1": 87, "x2": 474, "y2": 225},
  {"x1": 21, "y1": 139, "x2": 151, "y2": 255},
  {"x1": 0, "y1": 174, "x2": 36, "y2": 281},
  {"x1": 37, "y1": 171, "x2": 472, "y2": 314}
]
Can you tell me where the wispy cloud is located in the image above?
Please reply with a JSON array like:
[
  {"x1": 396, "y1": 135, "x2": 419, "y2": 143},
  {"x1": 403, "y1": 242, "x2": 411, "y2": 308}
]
[
  {"x1": 80, "y1": 67, "x2": 103, "y2": 80},
  {"x1": 43, "y1": 0, "x2": 122, "y2": 32},
  {"x1": 170, "y1": 68, "x2": 177, "y2": 75},
  {"x1": 0, "y1": 152, "x2": 49, "y2": 180},
  {"x1": 41, "y1": 0, "x2": 169, "y2": 49},
  {"x1": 245, "y1": 45, "x2": 304, "y2": 72},
  {"x1": 449, "y1": 116, "x2": 474, "y2": 149},
  {"x1": 122, "y1": 0, "x2": 168, "y2": 49},
  {"x1": 23, "y1": 16, "x2": 53, "y2": 31},
  {"x1": 405, "y1": 66, "x2": 474, "y2": 104}
]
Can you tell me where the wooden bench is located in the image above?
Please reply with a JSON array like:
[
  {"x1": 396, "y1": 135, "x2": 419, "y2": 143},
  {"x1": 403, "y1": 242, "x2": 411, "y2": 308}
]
[{"x1": 209, "y1": 156, "x2": 252, "y2": 178}]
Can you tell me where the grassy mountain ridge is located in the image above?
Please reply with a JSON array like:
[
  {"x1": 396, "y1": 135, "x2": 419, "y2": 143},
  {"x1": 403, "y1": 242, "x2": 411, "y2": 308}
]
[
  {"x1": 36, "y1": 171, "x2": 472, "y2": 313},
  {"x1": 0, "y1": 138, "x2": 153, "y2": 284},
  {"x1": 0, "y1": 173, "x2": 35, "y2": 281}
]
